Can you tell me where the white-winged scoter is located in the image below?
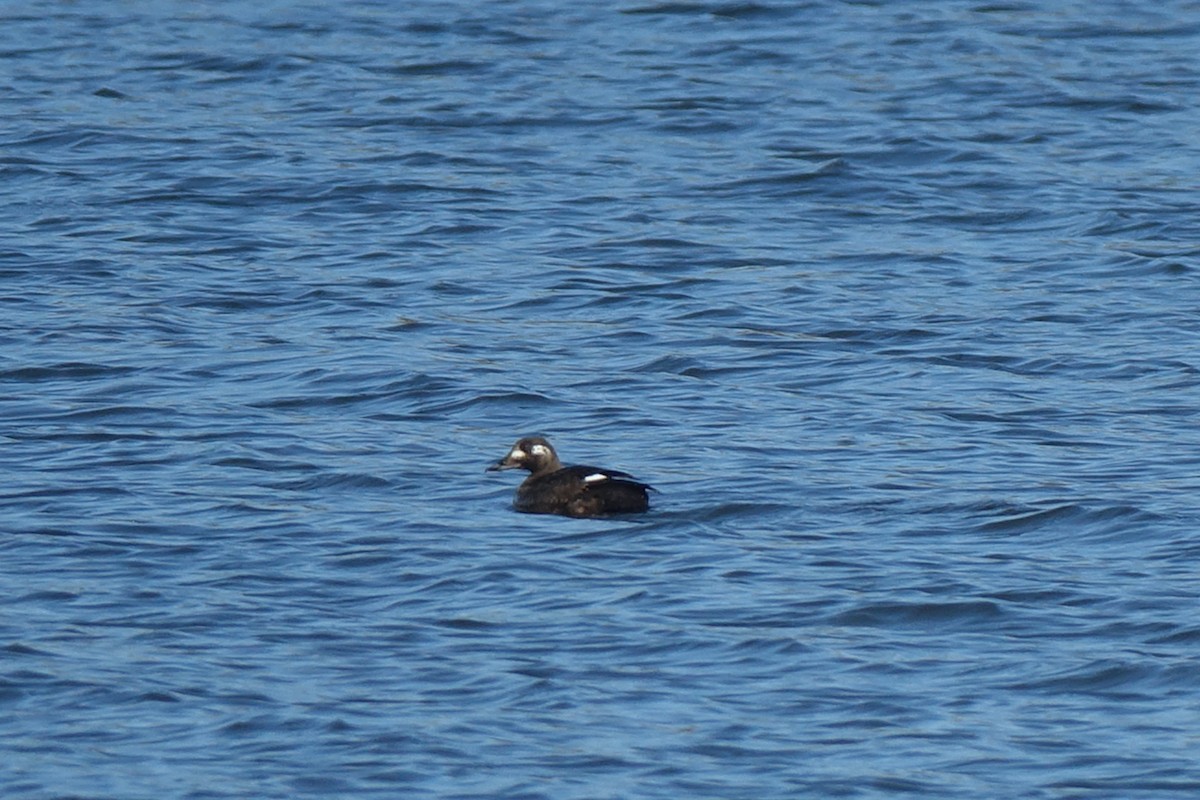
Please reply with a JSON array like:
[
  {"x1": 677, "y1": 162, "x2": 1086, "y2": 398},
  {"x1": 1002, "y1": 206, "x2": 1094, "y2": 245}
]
[{"x1": 487, "y1": 436, "x2": 653, "y2": 518}]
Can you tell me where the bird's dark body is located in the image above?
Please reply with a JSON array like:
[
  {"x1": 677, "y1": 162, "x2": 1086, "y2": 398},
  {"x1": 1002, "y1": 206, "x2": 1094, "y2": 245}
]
[{"x1": 513, "y1": 464, "x2": 650, "y2": 517}]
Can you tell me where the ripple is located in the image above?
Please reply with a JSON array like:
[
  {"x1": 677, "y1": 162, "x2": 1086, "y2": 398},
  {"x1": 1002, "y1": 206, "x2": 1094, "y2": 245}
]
[{"x1": 830, "y1": 600, "x2": 1007, "y2": 630}]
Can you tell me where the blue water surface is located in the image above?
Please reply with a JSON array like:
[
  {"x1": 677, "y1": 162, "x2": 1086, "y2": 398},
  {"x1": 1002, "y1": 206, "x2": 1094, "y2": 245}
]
[{"x1": 3, "y1": 1, "x2": 1200, "y2": 798}]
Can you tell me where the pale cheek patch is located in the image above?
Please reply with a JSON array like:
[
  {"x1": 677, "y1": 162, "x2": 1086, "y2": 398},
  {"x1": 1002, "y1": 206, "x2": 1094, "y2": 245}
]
[{"x1": 530, "y1": 444, "x2": 550, "y2": 457}]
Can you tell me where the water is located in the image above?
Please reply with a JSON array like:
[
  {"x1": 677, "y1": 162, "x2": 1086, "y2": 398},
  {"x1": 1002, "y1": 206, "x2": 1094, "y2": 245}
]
[{"x1": 3, "y1": 1, "x2": 1200, "y2": 797}]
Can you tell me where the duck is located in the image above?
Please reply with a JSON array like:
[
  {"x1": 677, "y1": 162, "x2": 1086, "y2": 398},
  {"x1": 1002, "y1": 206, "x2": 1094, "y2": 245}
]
[{"x1": 487, "y1": 436, "x2": 653, "y2": 518}]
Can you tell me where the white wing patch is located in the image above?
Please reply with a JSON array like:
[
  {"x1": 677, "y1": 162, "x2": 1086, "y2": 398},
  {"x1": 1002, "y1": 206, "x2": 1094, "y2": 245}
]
[{"x1": 583, "y1": 472, "x2": 609, "y2": 484}]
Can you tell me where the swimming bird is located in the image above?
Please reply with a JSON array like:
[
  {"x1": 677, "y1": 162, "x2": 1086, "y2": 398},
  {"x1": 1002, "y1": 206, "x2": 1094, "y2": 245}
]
[{"x1": 487, "y1": 436, "x2": 653, "y2": 518}]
